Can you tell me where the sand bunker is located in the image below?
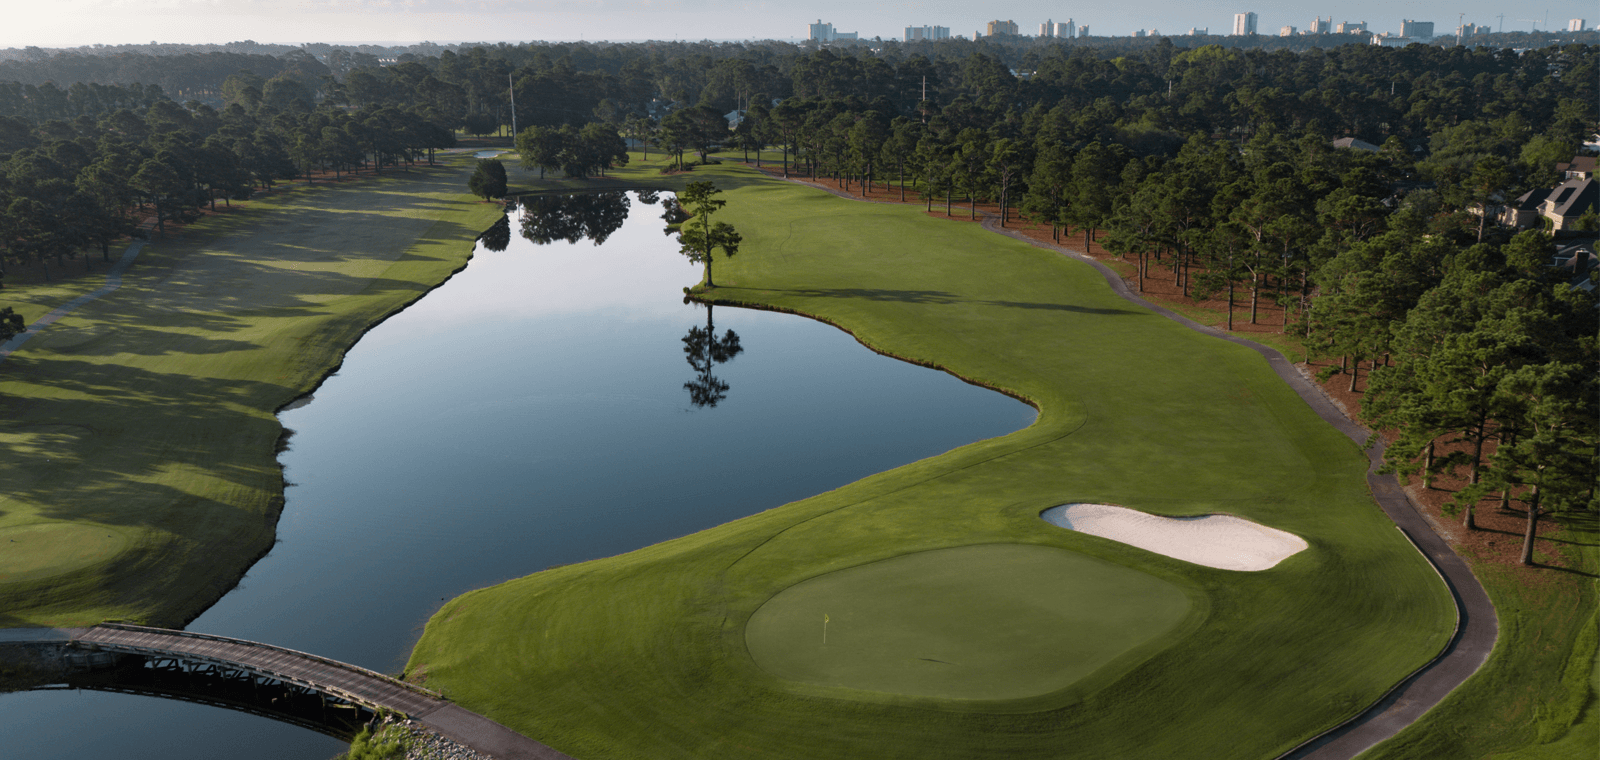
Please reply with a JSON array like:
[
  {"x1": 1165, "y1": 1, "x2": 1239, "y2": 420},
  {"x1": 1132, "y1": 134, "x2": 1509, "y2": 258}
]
[{"x1": 1040, "y1": 503, "x2": 1308, "y2": 571}]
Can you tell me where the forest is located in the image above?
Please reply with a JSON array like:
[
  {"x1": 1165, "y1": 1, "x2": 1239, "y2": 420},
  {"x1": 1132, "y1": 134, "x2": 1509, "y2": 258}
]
[{"x1": 0, "y1": 35, "x2": 1595, "y2": 548}]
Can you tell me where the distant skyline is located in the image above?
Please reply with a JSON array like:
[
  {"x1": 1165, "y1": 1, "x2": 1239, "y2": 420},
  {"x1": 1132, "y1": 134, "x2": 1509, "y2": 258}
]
[{"x1": 5, "y1": 1, "x2": 1594, "y2": 50}]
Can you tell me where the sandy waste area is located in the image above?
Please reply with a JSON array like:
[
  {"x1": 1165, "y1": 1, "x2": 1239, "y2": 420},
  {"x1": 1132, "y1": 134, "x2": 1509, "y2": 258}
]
[{"x1": 1041, "y1": 503, "x2": 1308, "y2": 571}]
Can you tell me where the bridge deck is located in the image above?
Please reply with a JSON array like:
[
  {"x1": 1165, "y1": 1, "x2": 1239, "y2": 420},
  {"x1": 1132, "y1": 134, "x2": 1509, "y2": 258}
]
[
  {"x1": 68, "y1": 624, "x2": 573, "y2": 760},
  {"x1": 77, "y1": 624, "x2": 441, "y2": 716}
]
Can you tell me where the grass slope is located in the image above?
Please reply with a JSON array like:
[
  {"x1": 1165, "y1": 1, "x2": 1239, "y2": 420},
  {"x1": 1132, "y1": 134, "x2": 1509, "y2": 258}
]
[
  {"x1": 745, "y1": 543, "x2": 1195, "y2": 701},
  {"x1": 407, "y1": 156, "x2": 1456, "y2": 759},
  {"x1": 0, "y1": 157, "x2": 504, "y2": 627},
  {"x1": 1363, "y1": 512, "x2": 1598, "y2": 759}
]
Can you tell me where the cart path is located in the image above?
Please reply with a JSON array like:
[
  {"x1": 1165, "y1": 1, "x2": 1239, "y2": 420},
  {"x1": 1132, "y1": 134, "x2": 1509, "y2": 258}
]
[
  {"x1": 752, "y1": 169, "x2": 1497, "y2": 758},
  {"x1": 0, "y1": 239, "x2": 147, "y2": 364},
  {"x1": 974, "y1": 213, "x2": 1497, "y2": 760}
]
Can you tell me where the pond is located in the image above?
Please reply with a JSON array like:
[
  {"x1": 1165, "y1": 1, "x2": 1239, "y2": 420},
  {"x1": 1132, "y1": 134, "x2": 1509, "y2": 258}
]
[{"x1": 0, "y1": 191, "x2": 1035, "y2": 759}]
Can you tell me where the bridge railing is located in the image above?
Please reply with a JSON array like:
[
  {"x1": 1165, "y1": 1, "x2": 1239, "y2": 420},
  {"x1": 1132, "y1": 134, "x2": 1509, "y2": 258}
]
[{"x1": 87, "y1": 623, "x2": 445, "y2": 703}]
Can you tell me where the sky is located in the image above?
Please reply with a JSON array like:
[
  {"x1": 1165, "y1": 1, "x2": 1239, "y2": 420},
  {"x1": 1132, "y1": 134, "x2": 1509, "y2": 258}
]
[{"x1": 4, "y1": 0, "x2": 1595, "y2": 50}]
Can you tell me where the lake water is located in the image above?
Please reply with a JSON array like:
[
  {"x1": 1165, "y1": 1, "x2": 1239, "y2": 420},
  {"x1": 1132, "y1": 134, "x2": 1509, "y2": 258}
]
[{"x1": 0, "y1": 191, "x2": 1034, "y2": 759}]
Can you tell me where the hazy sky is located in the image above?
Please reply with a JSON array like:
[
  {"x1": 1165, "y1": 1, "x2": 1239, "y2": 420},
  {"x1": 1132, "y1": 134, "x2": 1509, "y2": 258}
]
[{"x1": 6, "y1": 0, "x2": 1594, "y2": 49}]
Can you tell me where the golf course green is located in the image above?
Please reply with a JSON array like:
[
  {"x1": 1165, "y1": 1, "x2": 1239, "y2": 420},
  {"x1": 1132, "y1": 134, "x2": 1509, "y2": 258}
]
[
  {"x1": 0, "y1": 145, "x2": 1585, "y2": 758},
  {"x1": 404, "y1": 155, "x2": 1458, "y2": 759},
  {"x1": 744, "y1": 543, "x2": 1195, "y2": 701}
]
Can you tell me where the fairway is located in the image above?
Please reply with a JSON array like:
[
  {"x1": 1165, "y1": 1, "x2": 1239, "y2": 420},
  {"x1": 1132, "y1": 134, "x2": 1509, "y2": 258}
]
[
  {"x1": 744, "y1": 543, "x2": 1193, "y2": 701},
  {"x1": 0, "y1": 523, "x2": 128, "y2": 584},
  {"x1": 408, "y1": 155, "x2": 1457, "y2": 760},
  {"x1": 0, "y1": 158, "x2": 505, "y2": 627}
]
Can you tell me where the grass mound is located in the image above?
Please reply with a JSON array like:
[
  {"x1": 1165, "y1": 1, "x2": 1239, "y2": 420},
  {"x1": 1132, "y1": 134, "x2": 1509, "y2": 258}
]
[
  {"x1": 408, "y1": 156, "x2": 1456, "y2": 760},
  {"x1": 745, "y1": 543, "x2": 1194, "y2": 701},
  {"x1": 0, "y1": 523, "x2": 129, "y2": 583}
]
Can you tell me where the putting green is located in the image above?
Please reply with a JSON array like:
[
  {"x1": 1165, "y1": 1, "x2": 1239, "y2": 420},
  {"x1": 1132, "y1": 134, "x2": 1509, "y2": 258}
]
[
  {"x1": 0, "y1": 523, "x2": 128, "y2": 583},
  {"x1": 744, "y1": 543, "x2": 1195, "y2": 701}
]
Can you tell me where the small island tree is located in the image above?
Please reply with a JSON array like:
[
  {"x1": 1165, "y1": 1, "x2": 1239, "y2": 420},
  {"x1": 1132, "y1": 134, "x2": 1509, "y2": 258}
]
[
  {"x1": 675, "y1": 180, "x2": 741, "y2": 288},
  {"x1": 467, "y1": 158, "x2": 507, "y2": 201}
]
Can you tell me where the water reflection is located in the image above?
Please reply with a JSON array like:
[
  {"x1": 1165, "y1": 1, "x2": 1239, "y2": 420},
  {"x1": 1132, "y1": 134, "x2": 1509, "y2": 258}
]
[
  {"x1": 0, "y1": 189, "x2": 1034, "y2": 760},
  {"x1": 515, "y1": 192, "x2": 631, "y2": 246},
  {"x1": 681, "y1": 302, "x2": 744, "y2": 408},
  {"x1": 659, "y1": 195, "x2": 689, "y2": 233},
  {"x1": 477, "y1": 214, "x2": 511, "y2": 253}
]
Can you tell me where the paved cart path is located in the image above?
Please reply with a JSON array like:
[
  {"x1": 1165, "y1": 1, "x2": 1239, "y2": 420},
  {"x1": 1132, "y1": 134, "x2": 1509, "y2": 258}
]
[
  {"x1": 974, "y1": 213, "x2": 1498, "y2": 760},
  {"x1": 0, "y1": 240, "x2": 147, "y2": 363},
  {"x1": 750, "y1": 169, "x2": 1499, "y2": 757}
]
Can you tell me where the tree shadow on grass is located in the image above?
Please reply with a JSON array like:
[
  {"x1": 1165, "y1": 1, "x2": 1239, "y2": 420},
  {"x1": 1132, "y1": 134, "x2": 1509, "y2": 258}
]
[
  {"x1": 737, "y1": 287, "x2": 1140, "y2": 315},
  {"x1": 0, "y1": 362, "x2": 288, "y2": 625}
]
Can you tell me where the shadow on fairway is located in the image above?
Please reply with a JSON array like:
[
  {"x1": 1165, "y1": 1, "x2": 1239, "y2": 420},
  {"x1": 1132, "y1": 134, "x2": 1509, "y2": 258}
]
[{"x1": 737, "y1": 286, "x2": 1139, "y2": 315}]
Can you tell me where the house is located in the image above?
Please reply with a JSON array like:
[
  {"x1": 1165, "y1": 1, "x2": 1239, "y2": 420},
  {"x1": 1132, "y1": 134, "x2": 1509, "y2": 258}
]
[
  {"x1": 724, "y1": 110, "x2": 747, "y2": 131},
  {"x1": 1553, "y1": 243, "x2": 1598, "y2": 291},
  {"x1": 1555, "y1": 155, "x2": 1595, "y2": 180},
  {"x1": 1540, "y1": 178, "x2": 1598, "y2": 231},
  {"x1": 1501, "y1": 186, "x2": 1554, "y2": 228},
  {"x1": 1331, "y1": 137, "x2": 1381, "y2": 152}
]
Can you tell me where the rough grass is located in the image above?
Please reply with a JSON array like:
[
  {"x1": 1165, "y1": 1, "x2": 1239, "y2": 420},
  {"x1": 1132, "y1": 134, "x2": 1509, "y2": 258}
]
[
  {"x1": 0, "y1": 156, "x2": 505, "y2": 627},
  {"x1": 406, "y1": 157, "x2": 1457, "y2": 759},
  {"x1": 1364, "y1": 511, "x2": 1598, "y2": 760}
]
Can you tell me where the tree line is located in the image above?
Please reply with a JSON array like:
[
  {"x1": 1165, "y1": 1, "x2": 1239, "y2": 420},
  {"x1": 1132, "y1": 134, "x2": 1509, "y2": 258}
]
[
  {"x1": 0, "y1": 77, "x2": 458, "y2": 284},
  {"x1": 693, "y1": 44, "x2": 1595, "y2": 555},
  {"x1": 1, "y1": 35, "x2": 1593, "y2": 545}
]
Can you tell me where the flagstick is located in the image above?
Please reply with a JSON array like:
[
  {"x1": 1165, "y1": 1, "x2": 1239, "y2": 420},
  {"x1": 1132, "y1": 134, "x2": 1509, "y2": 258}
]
[{"x1": 823, "y1": 613, "x2": 829, "y2": 645}]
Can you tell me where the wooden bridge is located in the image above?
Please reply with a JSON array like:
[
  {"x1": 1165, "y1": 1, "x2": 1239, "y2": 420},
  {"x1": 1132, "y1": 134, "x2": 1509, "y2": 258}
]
[{"x1": 56, "y1": 623, "x2": 574, "y2": 759}]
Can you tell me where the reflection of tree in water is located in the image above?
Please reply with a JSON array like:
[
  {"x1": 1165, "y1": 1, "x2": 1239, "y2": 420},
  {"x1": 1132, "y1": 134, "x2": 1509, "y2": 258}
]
[
  {"x1": 515, "y1": 191, "x2": 631, "y2": 245},
  {"x1": 477, "y1": 213, "x2": 511, "y2": 252},
  {"x1": 659, "y1": 195, "x2": 689, "y2": 235},
  {"x1": 636, "y1": 189, "x2": 660, "y2": 205},
  {"x1": 682, "y1": 302, "x2": 744, "y2": 408}
]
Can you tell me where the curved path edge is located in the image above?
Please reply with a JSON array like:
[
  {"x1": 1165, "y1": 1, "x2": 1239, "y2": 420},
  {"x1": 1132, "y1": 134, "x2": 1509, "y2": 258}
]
[
  {"x1": 973, "y1": 215, "x2": 1498, "y2": 760},
  {"x1": 746, "y1": 170, "x2": 1496, "y2": 760},
  {"x1": 0, "y1": 239, "x2": 146, "y2": 364}
]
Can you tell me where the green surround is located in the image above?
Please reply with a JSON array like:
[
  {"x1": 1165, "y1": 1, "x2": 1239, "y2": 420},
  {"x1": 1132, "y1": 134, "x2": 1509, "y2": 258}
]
[
  {"x1": 744, "y1": 543, "x2": 1196, "y2": 702},
  {"x1": 407, "y1": 157, "x2": 1457, "y2": 760}
]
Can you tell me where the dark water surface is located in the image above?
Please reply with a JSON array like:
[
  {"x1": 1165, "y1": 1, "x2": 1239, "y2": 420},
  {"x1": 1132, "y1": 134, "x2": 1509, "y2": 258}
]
[{"x1": 0, "y1": 192, "x2": 1033, "y2": 759}]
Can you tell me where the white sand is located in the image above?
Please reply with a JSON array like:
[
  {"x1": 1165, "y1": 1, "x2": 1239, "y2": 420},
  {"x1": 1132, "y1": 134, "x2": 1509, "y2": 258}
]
[{"x1": 1040, "y1": 503, "x2": 1308, "y2": 571}]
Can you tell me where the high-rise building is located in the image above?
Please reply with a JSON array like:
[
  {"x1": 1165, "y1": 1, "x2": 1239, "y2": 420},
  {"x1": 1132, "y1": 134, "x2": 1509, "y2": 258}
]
[
  {"x1": 986, "y1": 19, "x2": 1019, "y2": 36},
  {"x1": 1233, "y1": 12, "x2": 1258, "y2": 36},
  {"x1": 1569, "y1": 19, "x2": 1588, "y2": 32},
  {"x1": 1078, "y1": 25, "x2": 1090, "y2": 37},
  {"x1": 1053, "y1": 20, "x2": 1076, "y2": 39},
  {"x1": 1401, "y1": 20, "x2": 1434, "y2": 39},
  {"x1": 1336, "y1": 20, "x2": 1368, "y2": 34},
  {"x1": 1134, "y1": 29, "x2": 1147, "y2": 38},
  {"x1": 1280, "y1": 26, "x2": 1297, "y2": 36},
  {"x1": 904, "y1": 25, "x2": 950, "y2": 42},
  {"x1": 808, "y1": 20, "x2": 856, "y2": 42},
  {"x1": 1309, "y1": 16, "x2": 1331, "y2": 34},
  {"x1": 1188, "y1": 27, "x2": 1209, "y2": 36}
]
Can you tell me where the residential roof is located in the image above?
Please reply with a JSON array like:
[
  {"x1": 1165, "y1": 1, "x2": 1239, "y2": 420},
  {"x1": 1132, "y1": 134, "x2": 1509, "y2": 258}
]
[
  {"x1": 1509, "y1": 186, "x2": 1553, "y2": 210},
  {"x1": 1556, "y1": 155, "x2": 1596, "y2": 178},
  {"x1": 1545, "y1": 178, "x2": 1598, "y2": 218},
  {"x1": 1331, "y1": 137, "x2": 1381, "y2": 152}
]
